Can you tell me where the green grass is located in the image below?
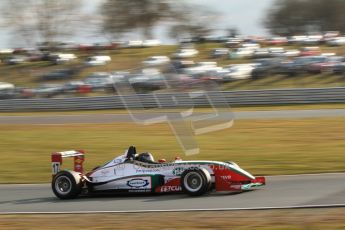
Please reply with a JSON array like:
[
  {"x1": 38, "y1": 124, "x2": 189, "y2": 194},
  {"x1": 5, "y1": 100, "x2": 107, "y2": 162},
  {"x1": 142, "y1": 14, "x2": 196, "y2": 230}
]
[
  {"x1": 1, "y1": 117, "x2": 345, "y2": 183},
  {"x1": 1, "y1": 209, "x2": 345, "y2": 229},
  {"x1": 222, "y1": 73, "x2": 345, "y2": 90}
]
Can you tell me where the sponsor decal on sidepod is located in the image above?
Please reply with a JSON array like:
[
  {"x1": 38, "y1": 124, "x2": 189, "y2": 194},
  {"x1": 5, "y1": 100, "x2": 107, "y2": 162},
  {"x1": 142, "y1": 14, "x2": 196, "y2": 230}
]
[
  {"x1": 127, "y1": 178, "x2": 149, "y2": 188},
  {"x1": 160, "y1": 186, "x2": 182, "y2": 192}
]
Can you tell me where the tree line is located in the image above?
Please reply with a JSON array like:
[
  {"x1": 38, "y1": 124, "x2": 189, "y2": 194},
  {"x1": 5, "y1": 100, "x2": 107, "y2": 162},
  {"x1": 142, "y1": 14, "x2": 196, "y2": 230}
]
[
  {"x1": 265, "y1": 0, "x2": 345, "y2": 36},
  {"x1": 2, "y1": 0, "x2": 345, "y2": 46},
  {"x1": 0, "y1": 0, "x2": 218, "y2": 46}
]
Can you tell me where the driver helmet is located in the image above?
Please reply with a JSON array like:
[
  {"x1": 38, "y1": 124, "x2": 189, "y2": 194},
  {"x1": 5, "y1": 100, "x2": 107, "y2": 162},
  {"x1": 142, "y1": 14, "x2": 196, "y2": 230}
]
[{"x1": 138, "y1": 152, "x2": 154, "y2": 163}]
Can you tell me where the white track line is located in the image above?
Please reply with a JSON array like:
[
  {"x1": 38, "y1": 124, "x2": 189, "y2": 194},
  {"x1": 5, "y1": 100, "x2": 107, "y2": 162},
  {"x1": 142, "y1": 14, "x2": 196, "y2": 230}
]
[{"x1": 1, "y1": 204, "x2": 345, "y2": 215}]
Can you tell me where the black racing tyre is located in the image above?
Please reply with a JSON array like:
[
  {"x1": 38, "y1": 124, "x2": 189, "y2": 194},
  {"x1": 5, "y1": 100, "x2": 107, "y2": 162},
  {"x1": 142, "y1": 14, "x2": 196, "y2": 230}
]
[
  {"x1": 181, "y1": 168, "x2": 211, "y2": 196},
  {"x1": 52, "y1": 170, "x2": 82, "y2": 199}
]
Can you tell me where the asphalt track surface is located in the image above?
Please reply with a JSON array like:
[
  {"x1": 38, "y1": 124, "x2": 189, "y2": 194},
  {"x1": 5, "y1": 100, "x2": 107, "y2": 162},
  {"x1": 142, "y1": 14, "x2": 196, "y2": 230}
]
[
  {"x1": 0, "y1": 173, "x2": 344, "y2": 214},
  {"x1": 1, "y1": 110, "x2": 344, "y2": 214},
  {"x1": 1, "y1": 109, "x2": 345, "y2": 125}
]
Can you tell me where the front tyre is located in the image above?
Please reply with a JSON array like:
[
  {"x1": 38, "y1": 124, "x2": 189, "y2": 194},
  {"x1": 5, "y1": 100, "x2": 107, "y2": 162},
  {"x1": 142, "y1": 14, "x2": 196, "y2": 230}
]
[
  {"x1": 52, "y1": 170, "x2": 82, "y2": 199},
  {"x1": 181, "y1": 168, "x2": 211, "y2": 196}
]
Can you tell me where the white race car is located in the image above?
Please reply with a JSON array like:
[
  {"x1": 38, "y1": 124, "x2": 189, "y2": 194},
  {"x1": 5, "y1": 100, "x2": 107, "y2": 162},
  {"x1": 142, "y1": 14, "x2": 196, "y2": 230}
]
[{"x1": 51, "y1": 146, "x2": 265, "y2": 199}]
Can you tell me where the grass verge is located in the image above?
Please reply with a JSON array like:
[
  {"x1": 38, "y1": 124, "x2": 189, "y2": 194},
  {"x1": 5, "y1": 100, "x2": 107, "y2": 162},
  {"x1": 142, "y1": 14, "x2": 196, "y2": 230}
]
[
  {"x1": 1, "y1": 117, "x2": 345, "y2": 183},
  {"x1": 1, "y1": 208, "x2": 345, "y2": 229}
]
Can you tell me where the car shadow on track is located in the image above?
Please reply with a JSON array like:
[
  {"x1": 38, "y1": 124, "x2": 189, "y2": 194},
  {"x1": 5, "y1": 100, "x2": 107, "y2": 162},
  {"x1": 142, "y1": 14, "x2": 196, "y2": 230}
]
[
  {"x1": 0, "y1": 197, "x2": 58, "y2": 205},
  {"x1": 79, "y1": 190, "x2": 253, "y2": 199},
  {"x1": 0, "y1": 190, "x2": 255, "y2": 206}
]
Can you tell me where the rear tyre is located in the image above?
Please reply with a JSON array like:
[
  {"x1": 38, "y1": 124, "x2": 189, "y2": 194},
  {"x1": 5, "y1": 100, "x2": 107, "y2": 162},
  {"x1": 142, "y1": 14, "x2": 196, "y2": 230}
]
[
  {"x1": 52, "y1": 170, "x2": 82, "y2": 199},
  {"x1": 181, "y1": 168, "x2": 211, "y2": 196}
]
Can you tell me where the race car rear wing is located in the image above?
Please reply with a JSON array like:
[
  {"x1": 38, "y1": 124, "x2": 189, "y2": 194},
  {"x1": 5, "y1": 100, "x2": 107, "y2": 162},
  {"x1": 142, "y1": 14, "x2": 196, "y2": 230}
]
[{"x1": 51, "y1": 150, "x2": 85, "y2": 176}]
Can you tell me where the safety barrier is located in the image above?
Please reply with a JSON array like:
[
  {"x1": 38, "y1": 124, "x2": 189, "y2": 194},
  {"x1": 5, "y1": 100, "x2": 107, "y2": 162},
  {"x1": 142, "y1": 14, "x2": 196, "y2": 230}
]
[{"x1": 0, "y1": 87, "x2": 344, "y2": 111}]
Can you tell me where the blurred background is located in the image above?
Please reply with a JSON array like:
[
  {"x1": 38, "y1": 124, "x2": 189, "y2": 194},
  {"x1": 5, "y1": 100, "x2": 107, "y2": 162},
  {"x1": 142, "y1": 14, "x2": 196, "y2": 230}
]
[{"x1": 0, "y1": 0, "x2": 344, "y2": 98}]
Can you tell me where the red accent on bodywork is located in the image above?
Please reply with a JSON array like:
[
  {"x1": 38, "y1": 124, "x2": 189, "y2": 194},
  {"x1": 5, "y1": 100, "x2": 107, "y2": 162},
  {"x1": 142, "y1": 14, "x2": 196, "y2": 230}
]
[
  {"x1": 251, "y1": 176, "x2": 266, "y2": 185},
  {"x1": 51, "y1": 153, "x2": 62, "y2": 165},
  {"x1": 51, "y1": 153, "x2": 62, "y2": 178},
  {"x1": 212, "y1": 165, "x2": 251, "y2": 191},
  {"x1": 51, "y1": 151, "x2": 85, "y2": 177},
  {"x1": 74, "y1": 155, "x2": 85, "y2": 173},
  {"x1": 155, "y1": 178, "x2": 181, "y2": 193}
]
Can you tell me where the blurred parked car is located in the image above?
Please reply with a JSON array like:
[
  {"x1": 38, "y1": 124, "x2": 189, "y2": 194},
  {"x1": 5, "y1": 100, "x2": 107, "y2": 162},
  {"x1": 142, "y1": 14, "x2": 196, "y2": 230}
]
[
  {"x1": 281, "y1": 56, "x2": 326, "y2": 76},
  {"x1": 0, "y1": 48, "x2": 14, "y2": 54},
  {"x1": 252, "y1": 58, "x2": 286, "y2": 78},
  {"x1": 34, "y1": 84, "x2": 65, "y2": 98},
  {"x1": 268, "y1": 47, "x2": 285, "y2": 57},
  {"x1": 40, "y1": 68, "x2": 78, "y2": 80},
  {"x1": 129, "y1": 73, "x2": 166, "y2": 92},
  {"x1": 5, "y1": 55, "x2": 27, "y2": 65},
  {"x1": 307, "y1": 56, "x2": 345, "y2": 74},
  {"x1": 333, "y1": 61, "x2": 345, "y2": 74},
  {"x1": 241, "y1": 43, "x2": 260, "y2": 49},
  {"x1": 303, "y1": 35, "x2": 323, "y2": 45},
  {"x1": 84, "y1": 72, "x2": 123, "y2": 91},
  {"x1": 321, "y1": 53, "x2": 336, "y2": 57},
  {"x1": 300, "y1": 47, "x2": 321, "y2": 56},
  {"x1": 253, "y1": 48, "x2": 270, "y2": 59},
  {"x1": 63, "y1": 81, "x2": 87, "y2": 93},
  {"x1": 92, "y1": 42, "x2": 118, "y2": 50},
  {"x1": 283, "y1": 49, "x2": 301, "y2": 57},
  {"x1": 229, "y1": 47, "x2": 255, "y2": 59},
  {"x1": 324, "y1": 31, "x2": 340, "y2": 39},
  {"x1": 125, "y1": 40, "x2": 143, "y2": 48},
  {"x1": 204, "y1": 69, "x2": 231, "y2": 81},
  {"x1": 223, "y1": 64, "x2": 255, "y2": 81},
  {"x1": 127, "y1": 68, "x2": 164, "y2": 90},
  {"x1": 210, "y1": 48, "x2": 229, "y2": 58},
  {"x1": 16, "y1": 87, "x2": 35, "y2": 99},
  {"x1": 170, "y1": 60, "x2": 195, "y2": 73},
  {"x1": 12, "y1": 48, "x2": 36, "y2": 54},
  {"x1": 172, "y1": 48, "x2": 199, "y2": 58},
  {"x1": 49, "y1": 53, "x2": 77, "y2": 64},
  {"x1": 266, "y1": 37, "x2": 288, "y2": 45},
  {"x1": 26, "y1": 51, "x2": 45, "y2": 62},
  {"x1": 0, "y1": 82, "x2": 15, "y2": 99},
  {"x1": 183, "y1": 62, "x2": 222, "y2": 75},
  {"x1": 142, "y1": 56, "x2": 170, "y2": 66},
  {"x1": 225, "y1": 37, "x2": 243, "y2": 47},
  {"x1": 85, "y1": 55, "x2": 111, "y2": 66},
  {"x1": 327, "y1": 37, "x2": 345, "y2": 46},
  {"x1": 288, "y1": 35, "x2": 308, "y2": 45}
]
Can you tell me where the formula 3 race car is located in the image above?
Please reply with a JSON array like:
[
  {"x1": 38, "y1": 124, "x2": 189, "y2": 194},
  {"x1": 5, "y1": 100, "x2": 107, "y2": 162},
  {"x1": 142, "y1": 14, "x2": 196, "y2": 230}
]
[{"x1": 51, "y1": 146, "x2": 265, "y2": 199}]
